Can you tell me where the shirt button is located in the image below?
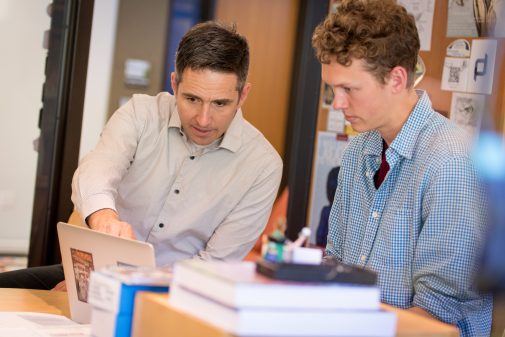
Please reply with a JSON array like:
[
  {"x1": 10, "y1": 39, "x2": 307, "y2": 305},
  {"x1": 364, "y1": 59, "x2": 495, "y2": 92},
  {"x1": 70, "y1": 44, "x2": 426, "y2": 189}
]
[
  {"x1": 360, "y1": 255, "x2": 367, "y2": 261},
  {"x1": 174, "y1": 189, "x2": 180, "y2": 194},
  {"x1": 366, "y1": 171, "x2": 372, "y2": 177},
  {"x1": 189, "y1": 155, "x2": 195, "y2": 160},
  {"x1": 159, "y1": 223, "x2": 164, "y2": 228},
  {"x1": 372, "y1": 211, "x2": 379, "y2": 219}
]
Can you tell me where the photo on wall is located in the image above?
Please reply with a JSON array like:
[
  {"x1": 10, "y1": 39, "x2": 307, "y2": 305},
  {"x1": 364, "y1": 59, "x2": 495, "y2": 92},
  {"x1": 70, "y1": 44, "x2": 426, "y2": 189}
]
[{"x1": 307, "y1": 132, "x2": 349, "y2": 247}]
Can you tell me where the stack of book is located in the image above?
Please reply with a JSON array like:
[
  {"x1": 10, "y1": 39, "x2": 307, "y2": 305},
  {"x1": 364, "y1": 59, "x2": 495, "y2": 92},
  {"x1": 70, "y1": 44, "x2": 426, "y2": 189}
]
[{"x1": 169, "y1": 260, "x2": 396, "y2": 337}]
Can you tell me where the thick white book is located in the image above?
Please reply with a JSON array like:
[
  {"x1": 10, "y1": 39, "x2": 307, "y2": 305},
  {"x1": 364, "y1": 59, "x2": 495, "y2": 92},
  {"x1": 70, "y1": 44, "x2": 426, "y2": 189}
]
[
  {"x1": 169, "y1": 285, "x2": 397, "y2": 337},
  {"x1": 171, "y1": 260, "x2": 380, "y2": 310}
]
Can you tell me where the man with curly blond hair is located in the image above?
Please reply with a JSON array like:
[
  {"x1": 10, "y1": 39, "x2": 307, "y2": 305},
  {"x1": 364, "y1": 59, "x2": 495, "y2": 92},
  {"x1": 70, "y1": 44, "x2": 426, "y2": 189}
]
[{"x1": 313, "y1": 1, "x2": 492, "y2": 336}]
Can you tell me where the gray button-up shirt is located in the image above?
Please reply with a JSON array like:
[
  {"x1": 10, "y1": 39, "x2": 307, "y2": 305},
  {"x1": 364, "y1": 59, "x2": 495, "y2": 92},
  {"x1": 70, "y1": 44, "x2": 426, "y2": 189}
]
[{"x1": 71, "y1": 93, "x2": 282, "y2": 266}]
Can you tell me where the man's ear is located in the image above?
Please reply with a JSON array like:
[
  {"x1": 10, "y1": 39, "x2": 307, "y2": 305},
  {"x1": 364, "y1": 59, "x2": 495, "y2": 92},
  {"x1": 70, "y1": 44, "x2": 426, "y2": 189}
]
[
  {"x1": 170, "y1": 72, "x2": 177, "y2": 94},
  {"x1": 238, "y1": 82, "x2": 252, "y2": 108},
  {"x1": 387, "y1": 66, "x2": 409, "y2": 93}
]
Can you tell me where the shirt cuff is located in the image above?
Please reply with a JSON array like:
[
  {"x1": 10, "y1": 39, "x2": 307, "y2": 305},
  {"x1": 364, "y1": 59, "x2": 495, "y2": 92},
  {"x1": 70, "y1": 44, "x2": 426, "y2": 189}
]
[{"x1": 79, "y1": 193, "x2": 117, "y2": 222}]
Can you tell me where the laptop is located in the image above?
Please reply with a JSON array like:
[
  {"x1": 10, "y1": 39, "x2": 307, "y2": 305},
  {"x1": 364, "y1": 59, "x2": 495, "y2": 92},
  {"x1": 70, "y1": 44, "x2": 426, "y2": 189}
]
[{"x1": 57, "y1": 222, "x2": 156, "y2": 324}]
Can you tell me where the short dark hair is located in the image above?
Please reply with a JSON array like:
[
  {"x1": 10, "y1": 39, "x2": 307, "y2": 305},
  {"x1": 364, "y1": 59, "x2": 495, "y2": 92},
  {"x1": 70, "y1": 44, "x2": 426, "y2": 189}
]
[
  {"x1": 174, "y1": 21, "x2": 249, "y2": 92},
  {"x1": 312, "y1": 0, "x2": 420, "y2": 88}
]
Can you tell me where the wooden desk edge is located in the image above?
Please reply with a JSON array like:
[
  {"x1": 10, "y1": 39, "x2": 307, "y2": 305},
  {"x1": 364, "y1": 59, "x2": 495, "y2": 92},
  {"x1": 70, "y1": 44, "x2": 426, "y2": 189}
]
[
  {"x1": 0, "y1": 288, "x2": 70, "y2": 318},
  {"x1": 132, "y1": 292, "x2": 459, "y2": 337}
]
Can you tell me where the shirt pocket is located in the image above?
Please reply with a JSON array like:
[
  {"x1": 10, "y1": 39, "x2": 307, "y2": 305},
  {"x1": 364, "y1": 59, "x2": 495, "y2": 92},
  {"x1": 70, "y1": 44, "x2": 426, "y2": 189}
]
[{"x1": 375, "y1": 207, "x2": 413, "y2": 268}]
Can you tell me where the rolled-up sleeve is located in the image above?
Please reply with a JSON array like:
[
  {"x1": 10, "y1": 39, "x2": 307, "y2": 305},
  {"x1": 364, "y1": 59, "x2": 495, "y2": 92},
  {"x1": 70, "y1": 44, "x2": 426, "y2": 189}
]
[{"x1": 71, "y1": 99, "x2": 144, "y2": 220}]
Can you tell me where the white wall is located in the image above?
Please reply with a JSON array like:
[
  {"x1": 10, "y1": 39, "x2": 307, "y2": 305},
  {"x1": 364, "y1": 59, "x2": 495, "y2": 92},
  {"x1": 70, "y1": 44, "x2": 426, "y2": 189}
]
[
  {"x1": 0, "y1": 0, "x2": 51, "y2": 254},
  {"x1": 0, "y1": 0, "x2": 119, "y2": 254},
  {"x1": 80, "y1": 0, "x2": 119, "y2": 159}
]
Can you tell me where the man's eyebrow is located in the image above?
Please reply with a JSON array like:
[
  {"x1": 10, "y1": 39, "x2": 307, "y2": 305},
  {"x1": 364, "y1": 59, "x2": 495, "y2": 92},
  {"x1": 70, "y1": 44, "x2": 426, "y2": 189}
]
[
  {"x1": 181, "y1": 92, "x2": 200, "y2": 99},
  {"x1": 329, "y1": 81, "x2": 353, "y2": 87},
  {"x1": 181, "y1": 92, "x2": 235, "y2": 104},
  {"x1": 213, "y1": 98, "x2": 234, "y2": 104}
]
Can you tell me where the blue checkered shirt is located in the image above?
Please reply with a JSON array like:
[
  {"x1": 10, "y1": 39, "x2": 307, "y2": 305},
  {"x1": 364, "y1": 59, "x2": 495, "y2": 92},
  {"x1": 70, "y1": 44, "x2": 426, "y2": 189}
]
[{"x1": 327, "y1": 91, "x2": 492, "y2": 337}]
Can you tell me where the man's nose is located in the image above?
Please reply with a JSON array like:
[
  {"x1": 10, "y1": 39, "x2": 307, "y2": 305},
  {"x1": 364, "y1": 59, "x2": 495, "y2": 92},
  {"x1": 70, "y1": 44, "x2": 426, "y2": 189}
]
[
  {"x1": 332, "y1": 91, "x2": 349, "y2": 110},
  {"x1": 196, "y1": 104, "x2": 211, "y2": 126}
]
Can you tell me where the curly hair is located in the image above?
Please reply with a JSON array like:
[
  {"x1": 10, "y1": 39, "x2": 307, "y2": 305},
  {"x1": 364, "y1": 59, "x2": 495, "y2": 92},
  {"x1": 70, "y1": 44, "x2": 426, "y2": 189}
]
[
  {"x1": 312, "y1": 0, "x2": 420, "y2": 88},
  {"x1": 175, "y1": 21, "x2": 249, "y2": 92}
]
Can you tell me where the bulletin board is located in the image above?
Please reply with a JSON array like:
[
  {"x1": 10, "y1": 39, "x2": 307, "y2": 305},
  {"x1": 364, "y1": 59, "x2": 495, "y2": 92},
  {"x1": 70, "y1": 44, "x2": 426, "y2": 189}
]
[{"x1": 306, "y1": 0, "x2": 505, "y2": 243}]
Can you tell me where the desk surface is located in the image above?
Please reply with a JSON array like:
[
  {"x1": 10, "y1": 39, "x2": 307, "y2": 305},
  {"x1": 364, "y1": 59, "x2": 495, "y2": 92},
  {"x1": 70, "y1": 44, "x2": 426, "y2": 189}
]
[{"x1": 0, "y1": 288, "x2": 70, "y2": 318}]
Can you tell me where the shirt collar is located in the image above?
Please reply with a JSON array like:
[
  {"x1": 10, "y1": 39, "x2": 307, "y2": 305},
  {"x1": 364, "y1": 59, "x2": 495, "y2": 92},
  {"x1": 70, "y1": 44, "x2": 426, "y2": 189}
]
[
  {"x1": 363, "y1": 90, "x2": 433, "y2": 160},
  {"x1": 219, "y1": 109, "x2": 244, "y2": 153},
  {"x1": 168, "y1": 105, "x2": 182, "y2": 129},
  {"x1": 389, "y1": 90, "x2": 433, "y2": 160},
  {"x1": 167, "y1": 107, "x2": 244, "y2": 153}
]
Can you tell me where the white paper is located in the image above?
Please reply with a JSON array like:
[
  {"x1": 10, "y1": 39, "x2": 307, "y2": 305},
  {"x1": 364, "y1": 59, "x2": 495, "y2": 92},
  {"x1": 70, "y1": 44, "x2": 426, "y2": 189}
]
[
  {"x1": 447, "y1": 0, "x2": 479, "y2": 37},
  {"x1": 326, "y1": 108, "x2": 345, "y2": 133},
  {"x1": 450, "y1": 92, "x2": 486, "y2": 134},
  {"x1": 466, "y1": 39, "x2": 497, "y2": 95},
  {"x1": 446, "y1": 39, "x2": 471, "y2": 57},
  {"x1": 0, "y1": 312, "x2": 91, "y2": 337},
  {"x1": 398, "y1": 0, "x2": 435, "y2": 51},
  {"x1": 441, "y1": 57, "x2": 470, "y2": 92},
  {"x1": 0, "y1": 328, "x2": 41, "y2": 337}
]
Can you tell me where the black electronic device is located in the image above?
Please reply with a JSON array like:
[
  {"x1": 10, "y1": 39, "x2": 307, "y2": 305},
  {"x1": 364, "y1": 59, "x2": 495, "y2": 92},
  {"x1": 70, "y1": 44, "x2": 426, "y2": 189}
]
[{"x1": 256, "y1": 258, "x2": 377, "y2": 285}]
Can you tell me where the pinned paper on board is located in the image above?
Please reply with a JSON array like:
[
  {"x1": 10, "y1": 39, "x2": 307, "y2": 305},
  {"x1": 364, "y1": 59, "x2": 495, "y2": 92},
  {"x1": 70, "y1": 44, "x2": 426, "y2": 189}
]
[
  {"x1": 327, "y1": 109, "x2": 345, "y2": 133},
  {"x1": 466, "y1": 39, "x2": 497, "y2": 95},
  {"x1": 447, "y1": 0, "x2": 479, "y2": 37},
  {"x1": 308, "y1": 132, "x2": 349, "y2": 246},
  {"x1": 441, "y1": 39, "x2": 497, "y2": 95},
  {"x1": 474, "y1": 0, "x2": 503, "y2": 37},
  {"x1": 441, "y1": 57, "x2": 470, "y2": 92},
  {"x1": 446, "y1": 39, "x2": 471, "y2": 57},
  {"x1": 450, "y1": 92, "x2": 486, "y2": 134},
  {"x1": 398, "y1": 0, "x2": 435, "y2": 51},
  {"x1": 448, "y1": 0, "x2": 504, "y2": 37}
]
